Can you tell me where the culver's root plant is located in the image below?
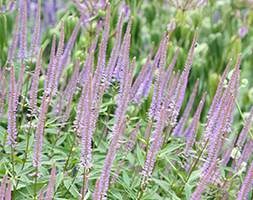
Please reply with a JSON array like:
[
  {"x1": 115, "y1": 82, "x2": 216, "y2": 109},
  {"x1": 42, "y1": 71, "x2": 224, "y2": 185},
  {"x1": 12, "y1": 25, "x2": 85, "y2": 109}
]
[{"x1": 1, "y1": 0, "x2": 253, "y2": 200}]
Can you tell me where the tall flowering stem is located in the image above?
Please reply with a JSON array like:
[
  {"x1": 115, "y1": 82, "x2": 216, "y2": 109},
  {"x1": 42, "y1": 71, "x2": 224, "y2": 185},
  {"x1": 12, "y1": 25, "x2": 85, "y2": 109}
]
[
  {"x1": 7, "y1": 65, "x2": 17, "y2": 147},
  {"x1": 18, "y1": 0, "x2": 28, "y2": 61},
  {"x1": 29, "y1": 49, "x2": 42, "y2": 112},
  {"x1": 173, "y1": 79, "x2": 199, "y2": 136},
  {"x1": 237, "y1": 160, "x2": 253, "y2": 200},
  {"x1": 93, "y1": 22, "x2": 134, "y2": 199}
]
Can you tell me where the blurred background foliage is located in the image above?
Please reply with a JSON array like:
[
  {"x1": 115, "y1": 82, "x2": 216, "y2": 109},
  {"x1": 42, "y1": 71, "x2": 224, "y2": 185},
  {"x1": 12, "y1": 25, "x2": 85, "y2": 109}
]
[{"x1": 1, "y1": 0, "x2": 253, "y2": 115}]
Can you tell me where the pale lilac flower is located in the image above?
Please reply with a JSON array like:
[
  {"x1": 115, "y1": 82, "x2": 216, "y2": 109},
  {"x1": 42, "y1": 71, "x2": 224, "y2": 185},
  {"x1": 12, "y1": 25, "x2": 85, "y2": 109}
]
[{"x1": 238, "y1": 26, "x2": 248, "y2": 38}]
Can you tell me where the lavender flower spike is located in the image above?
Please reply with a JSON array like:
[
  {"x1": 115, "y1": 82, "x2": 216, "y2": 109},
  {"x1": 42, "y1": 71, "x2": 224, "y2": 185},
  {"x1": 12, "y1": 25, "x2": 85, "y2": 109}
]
[
  {"x1": 142, "y1": 104, "x2": 167, "y2": 177},
  {"x1": 7, "y1": 14, "x2": 19, "y2": 63},
  {"x1": 0, "y1": 175, "x2": 7, "y2": 199},
  {"x1": 45, "y1": 165, "x2": 57, "y2": 200},
  {"x1": 57, "y1": 15, "x2": 84, "y2": 83},
  {"x1": 185, "y1": 92, "x2": 206, "y2": 153},
  {"x1": 5, "y1": 179, "x2": 11, "y2": 200},
  {"x1": 0, "y1": 68, "x2": 7, "y2": 114},
  {"x1": 7, "y1": 65, "x2": 17, "y2": 147},
  {"x1": 191, "y1": 160, "x2": 217, "y2": 200},
  {"x1": 29, "y1": 48, "x2": 42, "y2": 112},
  {"x1": 18, "y1": 0, "x2": 28, "y2": 61},
  {"x1": 80, "y1": 73, "x2": 93, "y2": 168},
  {"x1": 93, "y1": 34, "x2": 134, "y2": 200},
  {"x1": 173, "y1": 79, "x2": 199, "y2": 136},
  {"x1": 175, "y1": 33, "x2": 198, "y2": 111},
  {"x1": 33, "y1": 92, "x2": 51, "y2": 167},
  {"x1": 236, "y1": 106, "x2": 253, "y2": 148},
  {"x1": 237, "y1": 160, "x2": 253, "y2": 200},
  {"x1": 30, "y1": 1, "x2": 41, "y2": 58}
]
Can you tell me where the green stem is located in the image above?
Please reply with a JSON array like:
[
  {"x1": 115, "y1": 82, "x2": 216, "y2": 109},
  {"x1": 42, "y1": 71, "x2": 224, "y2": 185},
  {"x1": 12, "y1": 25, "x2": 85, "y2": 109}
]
[
  {"x1": 11, "y1": 146, "x2": 16, "y2": 190},
  {"x1": 81, "y1": 168, "x2": 89, "y2": 200},
  {"x1": 15, "y1": 120, "x2": 33, "y2": 189},
  {"x1": 34, "y1": 166, "x2": 38, "y2": 200},
  {"x1": 136, "y1": 176, "x2": 147, "y2": 200},
  {"x1": 186, "y1": 139, "x2": 209, "y2": 184},
  {"x1": 63, "y1": 136, "x2": 76, "y2": 172}
]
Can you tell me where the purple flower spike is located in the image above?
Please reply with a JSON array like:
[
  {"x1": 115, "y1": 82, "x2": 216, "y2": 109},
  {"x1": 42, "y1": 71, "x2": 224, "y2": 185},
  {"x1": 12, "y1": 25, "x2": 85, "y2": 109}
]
[
  {"x1": 18, "y1": 0, "x2": 28, "y2": 61},
  {"x1": 237, "y1": 160, "x2": 253, "y2": 200},
  {"x1": 236, "y1": 107, "x2": 253, "y2": 148},
  {"x1": 0, "y1": 175, "x2": 7, "y2": 199},
  {"x1": 93, "y1": 27, "x2": 134, "y2": 199},
  {"x1": 175, "y1": 33, "x2": 198, "y2": 112},
  {"x1": 173, "y1": 79, "x2": 199, "y2": 137},
  {"x1": 185, "y1": 92, "x2": 207, "y2": 153},
  {"x1": 191, "y1": 160, "x2": 217, "y2": 200},
  {"x1": 142, "y1": 104, "x2": 167, "y2": 177},
  {"x1": 7, "y1": 65, "x2": 17, "y2": 147},
  {"x1": 45, "y1": 165, "x2": 57, "y2": 200},
  {"x1": 7, "y1": 14, "x2": 19, "y2": 63},
  {"x1": 30, "y1": 1, "x2": 41, "y2": 58},
  {"x1": 0, "y1": 68, "x2": 7, "y2": 115},
  {"x1": 29, "y1": 49, "x2": 42, "y2": 112}
]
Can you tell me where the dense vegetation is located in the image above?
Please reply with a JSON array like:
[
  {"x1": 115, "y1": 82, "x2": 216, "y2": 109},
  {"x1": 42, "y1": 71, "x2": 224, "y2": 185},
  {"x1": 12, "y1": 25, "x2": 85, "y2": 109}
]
[{"x1": 1, "y1": 0, "x2": 253, "y2": 199}]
